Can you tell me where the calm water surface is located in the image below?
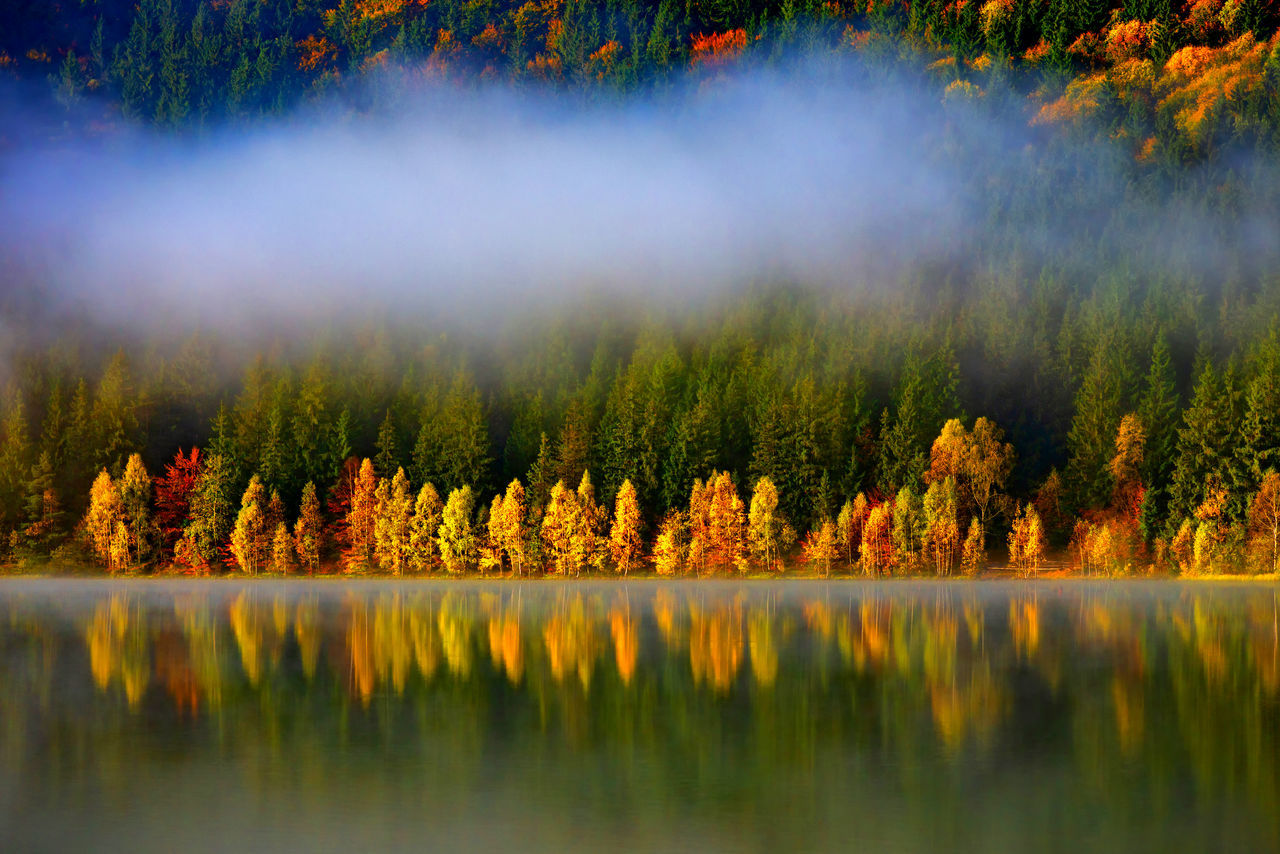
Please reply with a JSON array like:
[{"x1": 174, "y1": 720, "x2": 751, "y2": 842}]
[{"x1": 0, "y1": 579, "x2": 1276, "y2": 853}]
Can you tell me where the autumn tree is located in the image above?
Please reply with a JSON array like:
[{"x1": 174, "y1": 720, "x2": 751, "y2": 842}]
[
  {"x1": 892, "y1": 486, "x2": 925, "y2": 569},
  {"x1": 494, "y1": 479, "x2": 528, "y2": 575},
  {"x1": 154, "y1": 447, "x2": 202, "y2": 555},
  {"x1": 85, "y1": 470, "x2": 125, "y2": 572},
  {"x1": 1109, "y1": 413, "x2": 1146, "y2": 518},
  {"x1": 119, "y1": 452, "x2": 152, "y2": 565},
  {"x1": 230, "y1": 475, "x2": 269, "y2": 575},
  {"x1": 653, "y1": 511, "x2": 685, "y2": 576},
  {"x1": 541, "y1": 480, "x2": 579, "y2": 575},
  {"x1": 928, "y1": 416, "x2": 1015, "y2": 534},
  {"x1": 294, "y1": 480, "x2": 323, "y2": 574},
  {"x1": 836, "y1": 493, "x2": 870, "y2": 566},
  {"x1": 707, "y1": 471, "x2": 747, "y2": 573},
  {"x1": 923, "y1": 476, "x2": 960, "y2": 576},
  {"x1": 408, "y1": 482, "x2": 443, "y2": 572},
  {"x1": 1247, "y1": 471, "x2": 1280, "y2": 574},
  {"x1": 1008, "y1": 503, "x2": 1045, "y2": 577},
  {"x1": 572, "y1": 470, "x2": 606, "y2": 572},
  {"x1": 437, "y1": 485, "x2": 476, "y2": 574},
  {"x1": 961, "y1": 517, "x2": 985, "y2": 575},
  {"x1": 342, "y1": 458, "x2": 378, "y2": 571},
  {"x1": 609, "y1": 478, "x2": 643, "y2": 575},
  {"x1": 374, "y1": 467, "x2": 413, "y2": 574},
  {"x1": 802, "y1": 518, "x2": 838, "y2": 577},
  {"x1": 748, "y1": 476, "x2": 786, "y2": 572},
  {"x1": 861, "y1": 501, "x2": 894, "y2": 576},
  {"x1": 271, "y1": 522, "x2": 294, "y2": 574}
]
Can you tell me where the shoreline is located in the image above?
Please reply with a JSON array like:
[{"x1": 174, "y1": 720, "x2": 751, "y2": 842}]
[{"x1": 2, "y1": 566, "x2": 1276, "y2": 583}]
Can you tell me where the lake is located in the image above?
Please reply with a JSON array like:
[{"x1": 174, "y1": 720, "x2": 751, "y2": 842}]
[{"x1": 0, "y1": 579, "x2": 1275, "y2": 852}]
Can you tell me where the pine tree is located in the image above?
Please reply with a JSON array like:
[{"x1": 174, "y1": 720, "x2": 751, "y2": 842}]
[
  {"x1": 291, "y1": 360, "x2": 333, "y2": 491},
  {"x1": 555, "y1": 398, "x2": 592, "y2": 490},
  {"x1": 1067, "y1": 337, "x2": 1131, "y2": 511},
  {"x1": 1236, "y1": 332, "x2": 1280, "y2": 499},
  {"x1": 92, "y1": 350, "x2": 140, "y2": 476},
  {"x1": 0, "y1": 395, "x2": 31, "y2": 539},
  {"x1": 1137, "y1": 334, "x2": 1179, "y2": 490},
  {"x1": 375, "y1": 409, "x2": 399, "y2": 476},
  {"x1": 185, "y1": 452, "x2": 236, "y2": 569},
  {"x1": 526, "y1": 432, "x2": 555, "y2": 513},
  {"x1": 1169, "y1": 362, "x2": 1243, "y2": 525}
]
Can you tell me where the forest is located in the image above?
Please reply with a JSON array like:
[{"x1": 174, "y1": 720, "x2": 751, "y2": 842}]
[{"x1": 1, "y1": 0, "x2": 1280, "y2": 577}]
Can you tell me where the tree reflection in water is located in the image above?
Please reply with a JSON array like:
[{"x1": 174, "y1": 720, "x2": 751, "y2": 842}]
[{"x1": 0, "y1": 580, "x2": 1276, "y2": 852}]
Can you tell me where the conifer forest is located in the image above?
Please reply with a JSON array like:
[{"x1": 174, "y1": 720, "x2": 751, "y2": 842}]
[{"x1": 2, "y1": 0, "x2": 1280, "y2": 578}]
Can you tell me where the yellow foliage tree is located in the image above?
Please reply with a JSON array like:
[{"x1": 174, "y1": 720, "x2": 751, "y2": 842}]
[
  {"x1": 85, "y1": 469, "x2": 124, "y2": 571},
  {"x1": 294, "y1": 481, "x2": 323, "y2": 575},
  {"x1": 653, "y1": 511, "x2": 684, "y2": 576},
  {"x1": 437, "y1": 486, "x2": 476, "y2": 574},
  {"x1": 748, "y1": 476, "x2": 786, "y2": 572},
  {"x1": 408, "y1": 482, "x2": 443, "y2": 572},
  {"x1": 374, "y1": 467, "x2": 413, "y2": 575},
  {"x1": 609, "y1": 478, "x2": 643, "y2": 575},
  {"x1": 1247, "y1": 471, "x2": 1280, "y2": 574},
  {"x1": 230, "y1": 475, "x2": 269, "y2": 575}
]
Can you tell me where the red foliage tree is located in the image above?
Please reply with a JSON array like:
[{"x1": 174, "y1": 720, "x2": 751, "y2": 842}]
[{"x1": 154, "y1": 447, "x2": 202, "y2": 555}]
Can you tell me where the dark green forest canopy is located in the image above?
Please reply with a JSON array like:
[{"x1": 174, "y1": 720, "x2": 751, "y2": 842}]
[{"x1": 1, "y1": 1, "x2": 1280, "y2": 575}]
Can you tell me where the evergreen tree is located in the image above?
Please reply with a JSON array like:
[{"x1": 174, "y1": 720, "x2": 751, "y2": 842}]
[
  {"x1": 1137, "y1": 334, "x2": 1179, "y2": 490},
  {"x1": 185, "y1": 452, "x2": 236, "y2": 568},
  {"x1": 1169, "y1": 363, "x2": 1243, "y2": 525},
  {"x1": 375, "y1": 409, "x2": 399, "y2": 477},
  {"x1": 1067, "y1": 336, "x2": 1131, "y2": 511}
]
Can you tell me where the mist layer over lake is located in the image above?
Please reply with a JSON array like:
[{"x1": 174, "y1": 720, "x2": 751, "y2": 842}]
[{"x1": 0, "y1": 579, "x2": 1275, "y2": 852}]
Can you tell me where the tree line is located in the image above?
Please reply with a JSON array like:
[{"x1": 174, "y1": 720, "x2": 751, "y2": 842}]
[
  {"x1": 2, "y1": 0, "x2": 1277, "y2": 163},
  {"x1": 4, "y1": 297, "x2": 1280, "y2": 576}
]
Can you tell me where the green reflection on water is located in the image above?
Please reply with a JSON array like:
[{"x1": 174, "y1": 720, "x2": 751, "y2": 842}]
[{"x1": 0, "y1": 580, "x2": 1277, "y2": 853}]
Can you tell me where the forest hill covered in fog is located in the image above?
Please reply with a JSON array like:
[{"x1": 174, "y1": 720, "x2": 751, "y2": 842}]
[{"x1": 0, "y1": 2, "x2": 1279, "y2": 576}]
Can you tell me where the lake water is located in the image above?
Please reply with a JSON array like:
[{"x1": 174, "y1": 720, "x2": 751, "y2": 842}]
[{"x1": 0, "y1": 579, "x2": 1275, "y2": 853}]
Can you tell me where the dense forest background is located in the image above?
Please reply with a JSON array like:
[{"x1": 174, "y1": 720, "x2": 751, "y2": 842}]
[{"x1": 1, "y1": 0, "x2": 1280, "y2": 574}]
